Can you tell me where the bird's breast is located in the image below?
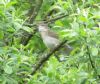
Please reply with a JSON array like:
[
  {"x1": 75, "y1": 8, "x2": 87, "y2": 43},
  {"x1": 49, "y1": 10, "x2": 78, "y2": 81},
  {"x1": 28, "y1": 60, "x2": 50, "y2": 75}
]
[{"x1": 42, "y1": 36, "x2": 60, "y2": 49}]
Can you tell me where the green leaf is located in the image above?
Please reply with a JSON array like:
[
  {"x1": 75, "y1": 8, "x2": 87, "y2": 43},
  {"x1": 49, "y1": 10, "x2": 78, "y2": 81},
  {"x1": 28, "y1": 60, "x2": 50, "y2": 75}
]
[
  {"x1": 91, "y1": 47, "x2": 98, "y2": 56},
  {"x1": 79, "y1": 28, "x2": 86, "y2": 37},
  {"x1": 4, "y1": 65, "x2": 13, "y2": 74},
  {"x1": 71, "y1": 22, "x2": 79, "y2": 31},
  {"x1": 22, "y1": 26, "x2": 33, "y2": 33},
  {"x1": 0, "y1": 31, "x2": 4, "y2": 39},
  {"x1": 79, "y1": 16, "x2": 88, "y2": 22},
  {"x1": 7, "y1": 27, "x2": 15, "y2": 33},
  {"x1": 55, "y1": 20, "x2": 63, "y2": 26},
  {"x1": 6, "y1": 1, "x2": 17, "y2": 8}
]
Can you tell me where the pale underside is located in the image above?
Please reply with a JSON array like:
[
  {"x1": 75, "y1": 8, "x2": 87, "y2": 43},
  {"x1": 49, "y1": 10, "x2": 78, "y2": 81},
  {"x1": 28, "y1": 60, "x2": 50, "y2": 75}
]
[{"x1": 42, "y1": 35, "x2": 60, "y2": 49}]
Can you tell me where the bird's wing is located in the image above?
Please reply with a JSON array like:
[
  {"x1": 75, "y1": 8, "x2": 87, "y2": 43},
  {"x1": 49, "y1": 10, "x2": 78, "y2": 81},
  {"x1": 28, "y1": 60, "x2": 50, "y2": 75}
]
[{"x1": 48, "y1": 30, "x2": 59, "y2": 39}]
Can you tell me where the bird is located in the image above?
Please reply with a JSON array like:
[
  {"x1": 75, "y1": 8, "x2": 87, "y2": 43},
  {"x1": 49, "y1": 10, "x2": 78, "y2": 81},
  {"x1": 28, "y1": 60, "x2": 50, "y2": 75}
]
[{"x1": 37, "y1": 22, "x2": 73, "y2": 61}]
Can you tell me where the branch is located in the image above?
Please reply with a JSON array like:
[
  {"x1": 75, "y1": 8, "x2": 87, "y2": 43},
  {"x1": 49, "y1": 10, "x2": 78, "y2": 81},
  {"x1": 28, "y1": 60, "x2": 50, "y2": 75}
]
[{"x1": 31, "y1": 39, "x2": 67, "y2": 75}]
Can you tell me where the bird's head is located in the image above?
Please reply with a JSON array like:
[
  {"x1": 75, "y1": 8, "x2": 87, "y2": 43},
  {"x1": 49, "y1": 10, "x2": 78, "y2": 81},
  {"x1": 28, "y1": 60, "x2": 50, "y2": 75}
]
[{"x1": 38, "y1": 22, "x2": 48, "y2": 32}]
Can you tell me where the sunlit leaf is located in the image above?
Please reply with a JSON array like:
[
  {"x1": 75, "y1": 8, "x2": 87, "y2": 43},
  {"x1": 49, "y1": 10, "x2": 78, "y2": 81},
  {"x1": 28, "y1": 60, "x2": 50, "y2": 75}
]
[
  {"x1": 91, "y1": 47, "x2": 98, "y2": 56},
  {"x1": 4, "y1": 65, "x2": 13, "y2": 74},
  {"x1": 22, "y1": 26, "x2": 33, "y2": 33},
  {"x1": 0, "y1": 31, "x2": 4, "y2": 39},
  {"x1": 55, "y1": 20, "x2": 63, "y2": 26}
]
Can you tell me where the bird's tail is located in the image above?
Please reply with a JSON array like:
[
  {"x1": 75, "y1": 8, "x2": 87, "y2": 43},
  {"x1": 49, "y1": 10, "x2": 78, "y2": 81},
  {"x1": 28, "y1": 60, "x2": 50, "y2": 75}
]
[
  {"x1": 60, "y1": 44, "x2": 73, "y2": 55},
  {"x1": 54, "y1": 44, "x2": 73, "y2": 62}
]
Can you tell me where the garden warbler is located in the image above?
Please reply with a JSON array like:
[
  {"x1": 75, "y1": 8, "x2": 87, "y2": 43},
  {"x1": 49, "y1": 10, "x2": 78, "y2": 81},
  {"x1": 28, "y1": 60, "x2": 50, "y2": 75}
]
[{"x1": 38, "y1": 22, "x2": 73, "y2": 61}]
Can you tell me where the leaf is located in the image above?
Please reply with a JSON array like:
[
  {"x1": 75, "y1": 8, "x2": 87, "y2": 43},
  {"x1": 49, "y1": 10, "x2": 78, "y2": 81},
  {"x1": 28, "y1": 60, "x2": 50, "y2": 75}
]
[
  {"x1": 22, "y1": 26, "x2": 33, "y2": 33},
  {"x1": 97, "y1": 67, "x2": 100, "y2": 75},
  {"x1": 79, "y1": 16, "x2": 88, "y2": 22},
  {"x1": 6, "y1": 1, "x2": 17, "y2": 8},
  {"x1": 78, "y1": 71, "x2": 88, "y2": 77},
  {"x1": 55, "y1": 20, "x2": 63, "y2": 26},
  {"x1": 79, "y1": 28, "x2": 86, "y2": 37},
  {"x1": 6, "y1": 78, "x2": 18, "y2": 84},
  {"x1": 0, "y1": 57, "x2": 3, "y2": 61},
  {"x1": 91, "y1": 47, "x2": 98, "y2": 56},
  {"x1": 7, "y1": 27, "x2": 15, "y2": 33},
  {"x1": 71, "y1": 22, "x2": 79, "y2": 31},
  {"x1": 4, "y1": 65, "x2": 13, "y2": 74},
  {"x1": 0, "y1": 31, "x2": 4, "y2": 39}
]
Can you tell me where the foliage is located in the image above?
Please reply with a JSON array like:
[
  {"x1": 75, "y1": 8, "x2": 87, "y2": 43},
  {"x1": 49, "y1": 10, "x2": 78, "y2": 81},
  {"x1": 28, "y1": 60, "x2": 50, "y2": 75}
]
[{"x1": 0, "y1": 0, "x2": 100, "y2": 84}]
